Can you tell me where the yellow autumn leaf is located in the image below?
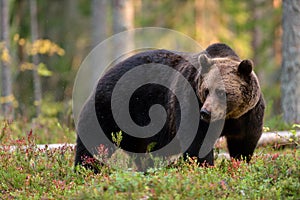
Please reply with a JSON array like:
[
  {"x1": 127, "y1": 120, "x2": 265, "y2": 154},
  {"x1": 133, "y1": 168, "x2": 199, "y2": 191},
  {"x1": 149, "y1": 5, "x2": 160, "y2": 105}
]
[
  {"x1": 34, "y1": 100, "x2": 41, "y2": 106},
  {"x1": 18, "y1": 38, "x2": 26, "y2": 46},
  {"x1": 13, "y1": 34, "x2": 20, "y2": 42},
  {"x1": 0, "y1": 94, "x2": 14, "y2": 104},
  {"x1": 57, "y1": 48, "x2": 65, "y2": 56},
  {"x1": 24, "y1": 39, "x2": 65, "y2": 56},
  {"x1": 20, "y1": 62, "x2": 35, "y2": 71},
  {"x1": 39, "y1": 39, "x2": 51, "y2": 54},
  {"x1": 1, "y1": 48, "x2": 11, "y2": 64}
]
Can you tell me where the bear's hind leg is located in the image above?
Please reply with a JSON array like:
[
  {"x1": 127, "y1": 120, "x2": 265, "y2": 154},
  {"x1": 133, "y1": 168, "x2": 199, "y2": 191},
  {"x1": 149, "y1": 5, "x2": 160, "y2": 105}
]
[{"x1": 226, "y1": 135, "x2": 260, "y2": 162}]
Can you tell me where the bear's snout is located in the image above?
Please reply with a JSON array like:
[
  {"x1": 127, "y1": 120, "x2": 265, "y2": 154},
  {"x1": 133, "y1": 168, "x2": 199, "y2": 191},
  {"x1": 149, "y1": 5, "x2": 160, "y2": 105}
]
[{"x1": 200, "y1": 108, "x2": 211, "y2": 123}]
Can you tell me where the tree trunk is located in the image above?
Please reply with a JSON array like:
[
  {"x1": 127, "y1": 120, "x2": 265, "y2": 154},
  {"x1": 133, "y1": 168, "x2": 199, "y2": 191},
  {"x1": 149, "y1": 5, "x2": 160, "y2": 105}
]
[
  {"x1": 30, "y1": 0, "x2": 42, "y2": 116},
  {"x1": 112, "y1": 0, "x2": 134, "y2": 33},
  {"x1": 92, "y1": 0, "x2": 109, "y2": 47},
  {"x1": 195, "y1": 0, "x2": 219, "y2": 47},
  {"x1": 195, "y1": 0, "x2": 205, "y2": 45},
  {"x1": 250, "y1": 0, "x2": 263, "y2": 72},
  {"x1": 112, "y1": 0, "x2": 134, "y2": 57},
  {"x1": 0, "y1": 0, "x2": 14, "y2": 119},
  {"x1": 281, "y1": 0, "x2": 300, "y2": 123}
]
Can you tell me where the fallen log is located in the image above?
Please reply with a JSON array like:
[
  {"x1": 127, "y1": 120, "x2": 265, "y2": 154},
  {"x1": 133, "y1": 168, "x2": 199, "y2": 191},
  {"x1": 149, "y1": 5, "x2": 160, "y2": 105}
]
[
  {"x1": 1, "y1": 131, "x2": 299, "y2": 151},
  {"x1": 257, "y1": 131, "x2": 300, "y2": 147}
]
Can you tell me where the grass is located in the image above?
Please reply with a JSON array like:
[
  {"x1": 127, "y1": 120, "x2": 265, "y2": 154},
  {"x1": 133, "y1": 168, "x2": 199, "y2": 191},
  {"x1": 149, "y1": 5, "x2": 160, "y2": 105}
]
[
  {"x1": 264, "y1": 114, "x2": 292, "y2": 131},
  {"x1": 0, "y1": 119, "x2": 299, "y2": 199},
  {"x1": 0, "y1": 116, "x2": 75, "y2": 144}
]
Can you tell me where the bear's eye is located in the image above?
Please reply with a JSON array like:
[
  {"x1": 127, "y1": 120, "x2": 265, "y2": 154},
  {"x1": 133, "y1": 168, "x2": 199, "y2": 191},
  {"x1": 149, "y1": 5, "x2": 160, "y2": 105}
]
[
  {"x1": 204, "y1": 89, "x2": 209, "y2": 98},
  {"x1": 216, "y1": 89, "x2": 226, "y2": 99}
]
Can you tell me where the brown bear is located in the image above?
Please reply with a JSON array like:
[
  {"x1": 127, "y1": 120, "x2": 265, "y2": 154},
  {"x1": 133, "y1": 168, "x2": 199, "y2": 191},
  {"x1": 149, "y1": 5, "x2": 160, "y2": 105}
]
[{"x1": 75, "y1": 43, "x2": 265, "y2": 172}]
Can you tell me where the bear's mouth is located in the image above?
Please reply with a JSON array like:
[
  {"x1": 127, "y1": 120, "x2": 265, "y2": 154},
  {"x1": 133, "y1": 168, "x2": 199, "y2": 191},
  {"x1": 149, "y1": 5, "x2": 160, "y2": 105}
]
[{"x1": 200, "y1": 108, "x2": 211, "y2": 123}]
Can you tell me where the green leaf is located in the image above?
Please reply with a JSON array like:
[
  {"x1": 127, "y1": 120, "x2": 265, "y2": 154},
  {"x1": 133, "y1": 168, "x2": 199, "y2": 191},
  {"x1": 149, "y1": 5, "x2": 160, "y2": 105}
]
[{"x1": 37, "y1": 63, "x2": 53, "y2": 77}]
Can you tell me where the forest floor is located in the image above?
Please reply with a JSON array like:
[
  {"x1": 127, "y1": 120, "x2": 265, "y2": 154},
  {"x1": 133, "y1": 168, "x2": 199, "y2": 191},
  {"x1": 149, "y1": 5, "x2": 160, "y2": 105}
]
[{"x1": 0, "y1": 119, "x2": 299, "y2": 199}]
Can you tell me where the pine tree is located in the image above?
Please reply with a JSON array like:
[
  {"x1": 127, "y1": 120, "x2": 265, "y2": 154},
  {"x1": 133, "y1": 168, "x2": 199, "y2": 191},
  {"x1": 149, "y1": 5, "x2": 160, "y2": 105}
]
[{"x1": 281, "y1": 0, "x2": 300, "y2": 123}]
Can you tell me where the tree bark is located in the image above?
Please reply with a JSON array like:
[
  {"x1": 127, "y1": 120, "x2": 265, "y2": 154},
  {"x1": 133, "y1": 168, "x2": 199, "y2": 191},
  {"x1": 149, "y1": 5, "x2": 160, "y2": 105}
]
[
  {"x1": 112, "y1": 0, "x2": 134, "y2": 57},
  {"x1": 92, "y1": 0, "x2": 109, "y2": 47},
  {"x1": 112, "y1": 0, "x2": 134, "y2": 33},
  {"x1": 195, "y1": 0, "x2": 219, "y2": 47},
  {"x1": 250, "y1": 0, "x2": 263, "y2": 72},
  {"x1": 281, "y1": 0, "x2": 300, "y2": 123},
  {"x1": 30, "y1": 0, "x2": 42, "y2": 116},
  {"x1": 0, "y1": 0, "x2": 14, "y2": 119}
]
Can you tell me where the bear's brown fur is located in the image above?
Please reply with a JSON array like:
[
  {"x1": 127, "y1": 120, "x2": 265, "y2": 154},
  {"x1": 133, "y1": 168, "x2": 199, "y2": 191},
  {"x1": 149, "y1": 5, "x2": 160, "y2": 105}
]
[
  {"x1": 196, "y1": 45, "x2": 265, "y2": 162},
  {"x1": 75, "y1": 43, "x2": 265, "y2": 171}
]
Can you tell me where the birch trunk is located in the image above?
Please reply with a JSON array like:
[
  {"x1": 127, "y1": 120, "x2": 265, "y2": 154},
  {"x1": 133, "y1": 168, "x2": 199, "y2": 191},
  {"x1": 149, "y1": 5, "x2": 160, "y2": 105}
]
[
  {"x1": 0, "y1": 0, "x2": 14, "y2": 119},
  {"x1": 112, "y1": 0, "x2": 134, "y2": 57},
  {"x1": 92, "y1": 0, "x2": 109, "y2": 47},
  {"x1": 30, "y1": 0, "x2": 42, "y2": 116}
]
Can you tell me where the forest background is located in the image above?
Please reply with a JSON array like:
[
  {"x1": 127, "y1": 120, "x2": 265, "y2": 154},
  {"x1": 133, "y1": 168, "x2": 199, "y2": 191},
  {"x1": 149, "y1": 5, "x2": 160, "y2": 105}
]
[
  {"x1": 2, "y1": 1, "x2": 300, "y2": 199},
  {"x1": 0, "y1": 0, "x2": 294, "y2": 132}
]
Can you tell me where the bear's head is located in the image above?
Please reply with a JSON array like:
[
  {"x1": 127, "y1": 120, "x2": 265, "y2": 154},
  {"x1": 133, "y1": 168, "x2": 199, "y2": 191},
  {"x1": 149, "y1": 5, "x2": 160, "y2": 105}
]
[{"x1": 196, "y1": 54, "x2": 261, "y2": 122}]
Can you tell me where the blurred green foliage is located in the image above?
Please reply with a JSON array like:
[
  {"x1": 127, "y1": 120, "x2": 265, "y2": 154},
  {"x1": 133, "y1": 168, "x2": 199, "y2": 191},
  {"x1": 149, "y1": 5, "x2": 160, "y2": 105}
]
[{"x1": 1, "y1": 0, "x2": 283, "y2": 127}]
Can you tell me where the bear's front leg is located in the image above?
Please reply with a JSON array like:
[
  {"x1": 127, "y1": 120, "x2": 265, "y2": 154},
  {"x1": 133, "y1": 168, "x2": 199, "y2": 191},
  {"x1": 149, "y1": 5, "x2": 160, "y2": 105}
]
[
  {"x1": 224, "y1": 96, "x2": 264, "y2": 162},
  {"x1": 183, "y1": 121, "x2": 214, "y2": 166},
  {"x1": 74, "y1": 136, "x2": 102, "y2": 173},
  {"x1": 226, "y1": 134, "x2": 261, "y2": 162}
]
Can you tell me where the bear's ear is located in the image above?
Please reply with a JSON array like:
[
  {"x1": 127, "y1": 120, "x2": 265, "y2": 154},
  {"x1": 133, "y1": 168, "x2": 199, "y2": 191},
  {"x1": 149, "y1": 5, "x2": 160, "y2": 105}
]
[
  {"x1": 198, "y1": 54, "x2": 214, "y2": 74},
  {"x1": 238, "y1": 59, "x2": 253, "y2": 76}
]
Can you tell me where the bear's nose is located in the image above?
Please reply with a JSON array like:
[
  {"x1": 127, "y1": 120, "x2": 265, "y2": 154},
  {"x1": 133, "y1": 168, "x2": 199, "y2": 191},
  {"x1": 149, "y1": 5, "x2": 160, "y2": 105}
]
[{"x1": 200, "y1": 108, "x2": 211, "y2": 123}]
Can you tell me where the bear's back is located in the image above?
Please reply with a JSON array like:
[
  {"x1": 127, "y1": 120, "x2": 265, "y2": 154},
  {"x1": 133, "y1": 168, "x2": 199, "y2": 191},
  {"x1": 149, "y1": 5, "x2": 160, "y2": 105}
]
[{"x1": 205, "y1": 43, "x2": 240, "y2": 61}]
